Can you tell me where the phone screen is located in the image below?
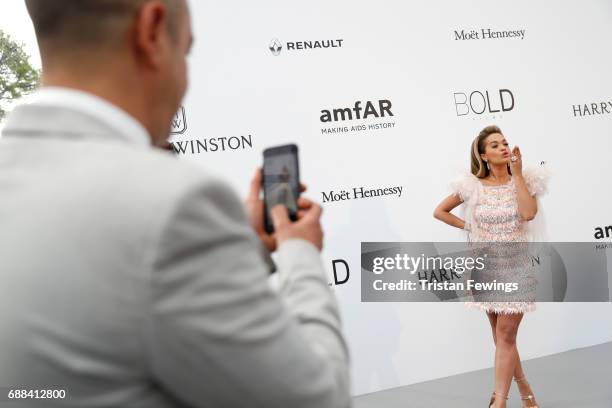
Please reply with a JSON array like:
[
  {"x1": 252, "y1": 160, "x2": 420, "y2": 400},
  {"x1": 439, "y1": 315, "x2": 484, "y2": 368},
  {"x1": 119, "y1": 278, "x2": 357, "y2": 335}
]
[{"x1": 263, "y1": 145, "x2": 300, "y2": 234}]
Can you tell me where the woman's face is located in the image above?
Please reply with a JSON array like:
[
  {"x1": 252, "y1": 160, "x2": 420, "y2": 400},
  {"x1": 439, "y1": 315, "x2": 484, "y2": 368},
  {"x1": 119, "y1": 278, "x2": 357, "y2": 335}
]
[{"x1": 482, "y1": 133, "x2": 511, "y2": 165}]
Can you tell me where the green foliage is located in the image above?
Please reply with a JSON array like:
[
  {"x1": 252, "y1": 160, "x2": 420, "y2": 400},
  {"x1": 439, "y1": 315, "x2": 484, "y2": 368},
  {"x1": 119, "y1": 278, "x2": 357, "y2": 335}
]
[{"x1": 0, "y1": 29, "x2": 41, "y2": 121}]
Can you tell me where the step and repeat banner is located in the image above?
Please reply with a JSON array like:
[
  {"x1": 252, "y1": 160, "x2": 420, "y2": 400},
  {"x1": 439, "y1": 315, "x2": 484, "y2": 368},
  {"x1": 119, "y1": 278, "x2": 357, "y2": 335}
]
[{"x1": 171, "y1": 0, "x2": 612, "y2": 396}]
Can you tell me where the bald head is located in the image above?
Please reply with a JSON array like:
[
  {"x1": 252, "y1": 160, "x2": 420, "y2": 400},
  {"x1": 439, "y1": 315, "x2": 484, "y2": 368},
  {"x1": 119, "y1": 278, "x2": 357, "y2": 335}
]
[
  {"x1": 25, "y1": 0, "x2": 193, "y2": 146},
  {"x1": 25, "y1": 0, "x2": 182, "y2": 56}
]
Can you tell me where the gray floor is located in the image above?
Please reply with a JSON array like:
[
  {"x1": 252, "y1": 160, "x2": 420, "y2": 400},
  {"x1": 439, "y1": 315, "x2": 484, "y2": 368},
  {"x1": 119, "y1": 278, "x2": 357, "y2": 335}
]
[{"x1": 354, "y1": 341, "x2": 612, "y2": 408}]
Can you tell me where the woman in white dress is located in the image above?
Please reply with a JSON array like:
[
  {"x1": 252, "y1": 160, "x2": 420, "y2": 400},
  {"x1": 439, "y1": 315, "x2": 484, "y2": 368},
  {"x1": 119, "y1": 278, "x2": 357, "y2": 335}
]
[{"x1": 434, "y1": 125, "x2": 549, "y2": 408}]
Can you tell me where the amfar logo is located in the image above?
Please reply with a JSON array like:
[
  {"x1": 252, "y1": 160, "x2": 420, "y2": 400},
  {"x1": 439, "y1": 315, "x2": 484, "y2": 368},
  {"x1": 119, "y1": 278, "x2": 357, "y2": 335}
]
[
  {"x1": 320, "y1": 100, "x2": 393, "y2": 122},
  {"x1": 171, "y1": 107, "x2": 187, "y2": 135},
  {"x1": 319, "y1": 100, "x2": 396, "y2": 135},
  {"x1": 269, "y1": 38, "x2": 344, "y2": 56},
  {"x1": 454, "y1": 89, "x2": 515, "y2": 117}
]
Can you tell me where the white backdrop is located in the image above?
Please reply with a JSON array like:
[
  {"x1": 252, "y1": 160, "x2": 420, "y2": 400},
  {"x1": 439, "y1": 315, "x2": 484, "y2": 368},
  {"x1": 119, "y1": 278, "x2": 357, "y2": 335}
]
[{"x1": 172, "y1": 0, "x2": 612, "y2": 396}]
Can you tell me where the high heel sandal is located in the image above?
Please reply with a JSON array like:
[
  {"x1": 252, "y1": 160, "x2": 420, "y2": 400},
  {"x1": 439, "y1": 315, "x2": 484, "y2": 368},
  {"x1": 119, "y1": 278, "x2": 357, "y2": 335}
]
[
  {"x1": 488, "y1": 391, "x2": 508, "y2": 408},
  {"x1": 514, "y1": 376, "x2": 540, "y2": 407}
]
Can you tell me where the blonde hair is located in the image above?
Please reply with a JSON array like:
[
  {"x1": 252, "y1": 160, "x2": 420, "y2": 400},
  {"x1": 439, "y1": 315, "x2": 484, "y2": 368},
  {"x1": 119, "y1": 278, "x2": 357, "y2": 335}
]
[{"x1": 470, "y1": 125, "x2": 511, "y2": 178}]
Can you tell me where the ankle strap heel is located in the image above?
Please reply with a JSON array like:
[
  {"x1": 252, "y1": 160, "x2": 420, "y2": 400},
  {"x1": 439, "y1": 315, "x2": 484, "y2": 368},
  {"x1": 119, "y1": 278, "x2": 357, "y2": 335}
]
[
  {"x1": 514, "y1": 376, "x2": 540, "y2": 408},
  {"x1": 488, "y1": 391, "x2": 509, "y2": 408}
]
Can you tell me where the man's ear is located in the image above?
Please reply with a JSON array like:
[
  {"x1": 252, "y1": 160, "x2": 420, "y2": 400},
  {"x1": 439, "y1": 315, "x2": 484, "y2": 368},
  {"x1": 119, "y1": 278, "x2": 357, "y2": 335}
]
[{"x1": 132, "y1": 1, "x2": 170, "y2": 68}]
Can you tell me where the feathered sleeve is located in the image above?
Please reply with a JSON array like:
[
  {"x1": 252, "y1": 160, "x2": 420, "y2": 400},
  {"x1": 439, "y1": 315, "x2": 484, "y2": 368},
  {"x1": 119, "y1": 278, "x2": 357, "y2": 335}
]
[
  {"x1": 522, "y1": 166, "x2": 551, "y2": 197},
  {"x1": 448, "y1": 172, "x2": 478, "y2": 202}
]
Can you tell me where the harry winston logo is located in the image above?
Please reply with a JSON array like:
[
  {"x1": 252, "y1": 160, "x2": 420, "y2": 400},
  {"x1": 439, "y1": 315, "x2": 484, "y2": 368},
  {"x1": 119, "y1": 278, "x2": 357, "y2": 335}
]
[
  {"x1": 269, "y1": 39, "x2": 283, "y2": 56},
  {"x1": 171, "y1": 107, "x2": 187, "y2": 135}
]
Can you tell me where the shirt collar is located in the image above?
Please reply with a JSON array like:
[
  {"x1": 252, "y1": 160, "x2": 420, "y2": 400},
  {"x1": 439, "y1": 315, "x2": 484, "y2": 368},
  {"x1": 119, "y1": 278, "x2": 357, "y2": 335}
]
[{"x1": 22, "y1": 87, "x2": 151, "y2": 148}]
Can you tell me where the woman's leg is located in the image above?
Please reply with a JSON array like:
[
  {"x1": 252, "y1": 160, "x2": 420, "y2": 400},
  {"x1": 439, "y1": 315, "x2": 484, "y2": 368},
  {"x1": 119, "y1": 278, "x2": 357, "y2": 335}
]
[
  {"x1": 492, "y1": 313, "x2": 524, "y2": 408},
  {"x1": 487, "y1": 312, "x2": 526, "y2": 379}
]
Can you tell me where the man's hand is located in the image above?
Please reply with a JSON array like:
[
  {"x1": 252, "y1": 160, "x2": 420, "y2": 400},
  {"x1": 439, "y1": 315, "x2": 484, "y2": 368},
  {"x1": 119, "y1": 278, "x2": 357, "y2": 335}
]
[
  {"x1": 245, "y1": 168, "x2": 309, "y2": 252},
  {"x1": 270, "y1": 198, "x2": 324, "y2": 251}
]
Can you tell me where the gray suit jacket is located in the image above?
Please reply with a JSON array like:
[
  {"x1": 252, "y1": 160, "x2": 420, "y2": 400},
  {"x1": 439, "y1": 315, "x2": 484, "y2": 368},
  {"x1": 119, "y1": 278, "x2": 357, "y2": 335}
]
[{"x1": 0, "y1": 103, "x2": 350, "y2": 407}]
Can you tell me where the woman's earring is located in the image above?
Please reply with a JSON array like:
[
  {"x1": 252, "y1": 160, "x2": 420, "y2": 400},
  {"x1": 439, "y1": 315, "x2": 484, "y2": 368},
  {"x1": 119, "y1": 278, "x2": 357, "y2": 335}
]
[{"x1": 485, "y1": 160, "x2": 489, "y2": 170}]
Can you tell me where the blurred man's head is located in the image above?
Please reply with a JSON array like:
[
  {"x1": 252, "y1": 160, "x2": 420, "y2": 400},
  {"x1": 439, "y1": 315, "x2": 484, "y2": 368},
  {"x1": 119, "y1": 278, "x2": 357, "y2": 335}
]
[{"x1": 25, "y1": 0, "x2": 193, "y2": 145}]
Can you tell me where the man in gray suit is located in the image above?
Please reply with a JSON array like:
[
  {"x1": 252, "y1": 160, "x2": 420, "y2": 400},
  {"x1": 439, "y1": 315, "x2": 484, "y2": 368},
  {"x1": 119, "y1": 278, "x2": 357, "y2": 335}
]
[{"x1": 0, "y1": 1, "x2": 350, "y2": 407}]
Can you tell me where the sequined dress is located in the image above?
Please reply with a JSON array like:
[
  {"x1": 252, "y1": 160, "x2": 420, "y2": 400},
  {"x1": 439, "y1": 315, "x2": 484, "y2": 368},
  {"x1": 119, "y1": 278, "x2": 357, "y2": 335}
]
[
  {"x1": 464, "y1": 177, "x2": 536, "y2": 314},
  {"x1": 448, "y1": 167, "x2": 550, "y2": 314}
]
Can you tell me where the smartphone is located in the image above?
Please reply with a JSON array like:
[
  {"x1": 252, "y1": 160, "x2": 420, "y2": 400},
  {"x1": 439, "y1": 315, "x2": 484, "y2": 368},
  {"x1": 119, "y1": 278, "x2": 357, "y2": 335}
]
[{"x1": 263, "y1": 144, "x2": 300, "y2": 234}]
